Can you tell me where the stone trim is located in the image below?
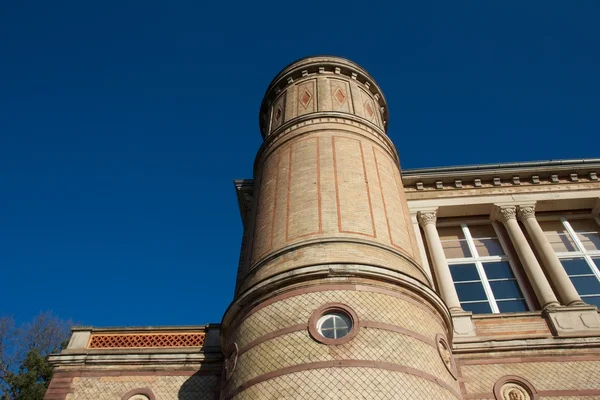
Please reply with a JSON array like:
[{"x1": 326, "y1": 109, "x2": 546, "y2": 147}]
[
  {"x1": 222, "y1": 360, "x2": 461, "y2": 400},
  {"x1": 255, "y1": 120, "x2": 399, "y2": 176},
  {"x1": 436, "y1": 333, "x2": 458, "y2": 380},
  {"x1": 308, "y1": 303, "x2": 360, "y2": 345},
  {"x1": 121, "y1": 388, "x2": 156, "y2": 400},
  {"x1": 403, "y1": 159, "x2": 600, "y2": 191},
  {"x1": 492, "y1": 375, "x2": 538, "y2": 400},
  {"x1": 458, "y1": 354, "x2": 600, "y2": 365},
  {"x1": 243, "y1": 235, "x2": 428, "y2": 286}
]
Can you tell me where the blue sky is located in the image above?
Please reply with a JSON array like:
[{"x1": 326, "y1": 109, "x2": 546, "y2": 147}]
[{"x1": 1, "y1": 1, "x2": 599, "y2": 327}]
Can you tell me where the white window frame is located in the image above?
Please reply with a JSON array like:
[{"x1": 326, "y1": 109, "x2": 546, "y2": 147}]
[
  {"x1": 543, "y1": 216, "x2": 600, "y2": 304},
  {"x1": 442, "y1": 221, "x2": 533, "y2": 314}
]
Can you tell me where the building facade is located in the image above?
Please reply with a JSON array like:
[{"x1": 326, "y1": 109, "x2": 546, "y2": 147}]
[{"x1": 45, "y1": 57, "x2": 600, "y2": 400}]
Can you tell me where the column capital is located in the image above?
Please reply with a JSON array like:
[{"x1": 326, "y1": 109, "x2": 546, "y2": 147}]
[
  {"x1": 417, "y1": 210, "x2": 437, "y2": 227},
  {"x1": 491, "y1": 205, "x2": 517, "y2": 223},
  {"x1": 517, "y1": 204, "x2": 536, "y2": 221}
]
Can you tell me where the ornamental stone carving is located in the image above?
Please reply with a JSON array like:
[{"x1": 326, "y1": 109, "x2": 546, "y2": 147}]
[
  {"x1": 493, "y1": 376, "x2": 538, "y2": 400},
  {"x1": 435, "y1": 334, "x2": 457, "y2": 379},
  {"x1": 517, "y1": 205, "x2": 536, "y2": 221},
  {"x1": 501, "y1": 384, "x2": 529, "y2": 400},
  {"x1": 224, "y1": 342, "x2": 238, "y2": 381},
  {"x1": 495, "y1": 206, "x2": 517, "y2": 223},
  {"x1": 417, "y1": 211, "x2": 437, "y2": 227}
]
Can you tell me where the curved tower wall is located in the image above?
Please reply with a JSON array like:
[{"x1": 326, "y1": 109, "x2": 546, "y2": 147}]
[{"x1": 221, "y1": 57, "x2": 461, "y2": 400}]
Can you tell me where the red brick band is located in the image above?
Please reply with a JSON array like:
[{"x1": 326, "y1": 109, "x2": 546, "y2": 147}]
[
  {"x1": 230, "y1": 283, "x2": 447, "y2": 337},
  {"x1": 222, "y1": 360, "x2": 461, "y2": 400},
  {"x1": 236, "y1": 320, "x2": 437, "y2": 357}
]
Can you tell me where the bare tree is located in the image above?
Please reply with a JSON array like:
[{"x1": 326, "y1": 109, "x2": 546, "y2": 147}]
[{"x1": 0, "y1": 312, "x2": 71, "y2": 400}]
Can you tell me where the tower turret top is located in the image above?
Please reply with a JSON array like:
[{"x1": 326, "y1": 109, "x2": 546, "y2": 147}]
[{"x1": 259, "y1": 56, "x2": 389, "y2": 137}]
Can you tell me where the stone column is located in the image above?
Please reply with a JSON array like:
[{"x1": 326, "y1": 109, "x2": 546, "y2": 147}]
[
  {"x1": 493, "y1": 205, "x2": 559, "y2": 309},
  {"x1": 418, "y1": 210, "x2": 462, "y2": 312},
  {"x1": 517, "y1": 204, "x2": 584, "y2": 306}
]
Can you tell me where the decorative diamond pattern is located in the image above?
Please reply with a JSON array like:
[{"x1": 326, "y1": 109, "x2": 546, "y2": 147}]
[
  {"x1": 299, "y1": 89, "x2": 312, "y2": 109},
  {"x1": 364, "y1": 100, "x2": 374, "y2": 118},
  {"x1": 231, "y1": 367, "x2": 459, "y2": 399},
  {"x1": 88, "y1": 332, "x2": 205, "y2": 349},
  {"x1": 333, "y1": 87, "x2": 346, "y2": 105},
  {"x1": 274, "y1": 106, "x2": 283, "y2": 122},
  {"x1": 227, "y1": 328, "x2": 457, "y2": 393}
]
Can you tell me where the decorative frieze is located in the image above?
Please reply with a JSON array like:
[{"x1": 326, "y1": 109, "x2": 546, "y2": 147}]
[
  {"x1": 404, "y1": 170, "x2": 600, "y2": 191},
  {"x1": 88, "y1": 332, "x2": 206, "y2": 349}
]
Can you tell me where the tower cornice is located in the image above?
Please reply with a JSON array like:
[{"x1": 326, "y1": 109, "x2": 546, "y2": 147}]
[{"x1": 259, "y1": 56, "x2": 389, "y2": 137}]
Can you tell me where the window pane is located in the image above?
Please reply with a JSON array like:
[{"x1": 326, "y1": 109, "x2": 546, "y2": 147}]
[
  {"x1": 497, "y1": 299, "x2": 528, "y2": 313},
  {"x1": 321, "y1": 329, "x2": 336, "y2": 339},
  {"x1": 570, "y1": 219, "x2": 600, "y2": 251},
  {"x1": 469, "y1": 224, "x2": 505, "y2": 256},
  {"x1": 483, "y1": 261, "x2": 515, "y2": 279},
  {"x1": 438, "y1": 226, "x2": 466, "y2": 241},
  {"x1": 455, "y1": 282, "x2": 487, "y2": 302},
  {"x1": 473, "y1": 238, "x2": 505, "y2": 256},
  {"x1": 583, "y1": 295, "x2": 600, "y2": 308},
  {"x1": 569, "y1": 219, "x2": 600, "y2": 251},
  {"x1": 540, "y1": 220, "x2": 577, "y2": 252},
  {"x1": 321, "y1": 318, "x2": 334, "y2": 330},
  {"x1": 450, "y1": 264, "x2": 479, "y2": 282},
  {"x1": 442, "y1": 240, "x2": 472, "y2": 259},
  {"x1": 439, "y1": 226, "x2": 471, "y2": 258},
  {"x1": 561, "y1": 258, "x2": 593, "y2": 275},
  {"x1": 570, "y1": 276, "x2": 600, "y2": 295},
  {"x1": 593, "y1": 258, "x2": 600, "y2": 269},
  {"x1": 489, "y1": 280, "x2": 523, "y2": 300},
  {"x1": 334, "y1": 314, "x2": 351, "y2": 330},
  {"x1": 461, "y1": 302, "x2": 492, "y2": 314}
]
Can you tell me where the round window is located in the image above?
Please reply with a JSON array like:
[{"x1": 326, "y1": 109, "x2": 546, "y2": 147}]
[
  {"x1": 317, "y1": 312, "x2": 352, "y2": 339},
  {"x1": 308, "y1": 303, "x2": 359, "y2": 345}
]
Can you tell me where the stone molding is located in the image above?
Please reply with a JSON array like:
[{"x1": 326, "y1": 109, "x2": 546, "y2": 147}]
[
  {"x1": 254, "y1": 114, "x2": 400, "y2": 174},
  {"x1": 404, "y1": 160, "x2": 600, "y2": 192}
]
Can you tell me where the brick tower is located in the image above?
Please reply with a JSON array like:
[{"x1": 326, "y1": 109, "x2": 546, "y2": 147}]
[{"x1": 221, "y1": 56, "x2": 461, "y2": 399}]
